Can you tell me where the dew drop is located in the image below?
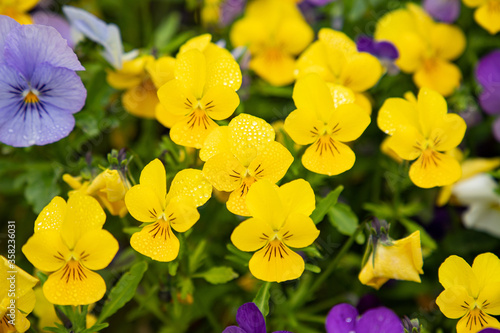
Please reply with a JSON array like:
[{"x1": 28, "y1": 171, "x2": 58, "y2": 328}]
[{"x1": 345, "y1": 317, "x2": 352, "y2": 323}]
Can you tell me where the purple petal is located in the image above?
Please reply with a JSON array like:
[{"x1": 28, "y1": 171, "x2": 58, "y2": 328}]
[
  {"x1": 356, "y1": 307, "x2": 404, "y2": 333},
  {"x1": 479, "y1": 329, "x2": 500, "y2": 333},
  {"x1": 223, "y1": 326, "x2": 247, "y2": 333},
  {"x1": 325, "y1": 303, "x2": 358, "y2": 333},
  {"x1": 479, "y1": 84, "x2": 500, "y2": 115},
  {"x1": 356, "y1": 35, "x2": 376, "y2": 55},
  {"x1": 236, "y1": 303, "x2": 266, "y2": 333},
  {"x1": 220, "y1": 0, "x2": 247, "y2": 26},
  {"x1": 374, "y1": 41, "x2": 399, "y2": 61},
  {"x1": 304, "y1": 0, "x2": 336, "y2": 5},
  {"x1": 4, "y1": 24, "x2": 84, "y2": 80},
  {"x1": 493, "y1": 117, "x2": 500, "y2": 142},
  {"x1": 423, "y1": 0, "x2": 460, "y2": 23},
  {"x1": 476, "y1": 50, "x2": 500, "y2": 87},
  {"x1": 272, "y1": 331, "x2": 293, "y2": 333},
  {"x1": 0, "y1": 15, "x2": 20, "y2": 60},
  {"x1": 32, "y1": 11, "x2": 74, "y2": 48},
  {"x1": 0, "y1": 64, "x2": 27, "y2": 127}
]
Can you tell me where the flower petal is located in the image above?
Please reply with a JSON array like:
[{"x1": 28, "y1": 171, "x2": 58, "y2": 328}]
[
  {"x1": 472, "y1": 253, "x2": 500, "y2": 295},
  {"x1": 439, "y1": 255, "x2": 479, "y2": 297},
  {"x1": 130, "y1": 221, "x2": 180, "y2": 262},
  {"x1": 462, "y1": 204, "x2": 500, "y2": 239},
  {"x1": 166, "y1": 197, "x2": 201, "y2": 233},
  {"x1": 413, "y1": 59, "x2": 461, "y2": 97},
  {"x1": 276, "y1": 16, "x2": 313, "y2": 56},
  {"x1": 231, "y1": 218, "x2": 274, "y2": 252},
  {"x1": 122, "y1": 80, "x2": 158, "y2": 119},
  {"x1": 476, "y1": 50, "x2": 500, "y2": 87},
  {"x1": 226, "y1": 177, "x2": 256, "y2": 216},
  {"x1": 409, "y1": 151, "x2": 461, "y2": 188},
  {"x1": 356, "y1": 307, "x2": 404, "y2": 333},
  {"x1": 247, "y1": 142, "x2": 293, "y2": 183},
  {"x1": 125, "y1": 185, "x2": 165, "y2": 223},
  {"x1": 479, "y1": 85, "x2": 500, "y2": 115},
  {"x1": 436, "y1": 286, "x2": 474, "y2": 319},
  {"x1": 456, "y1": 310, "x2": 500, "y2": 333},
  {"x1": 157, "y1": 80, "x2": 198, "y2": 116},
  {"x1": 236, "y1": 302, "x2": 266, "y2": 333},
  {"x1": 249, "y1": 50, "x2": 296, "y2": 87},
  {"x1": 328, "y1": 103, "x2": 371, "y2": 143},
  {"x1": 200, "y1": 126, "x2": 231, "y2": 162},
  {"x1": 22, "y1": 230, "x2": 69, "y2": 272},
  {"x1": 0, "y1": 16, "x2": 19, "y2": 58},
  {"x1": 203, "y1": 152, "x2": 246, "y2": 192},
  {"x1": 284, "y1": 109, "x2": 323, "y2": 146},
  {"x1": 301, "y1": 137, "x2": 356, "y2": 176},
  {"x1": 34, "y1": 196, "x2": 66, "y2": 232},
  {"x1": 386, "y1": 128, "x2": 424, "y2": 161},
  {"x1": 201, "y1": 86, "x2": 240, "y2": 121},
  {"x1": 278, "y1": 179, "x2": 315, "y2": 217},
  {"x1": 377, "y1": 97, "x2": 419, "y2": 136},
  {"x1": 325, "y1": 303, "x2": 358, "y2": 333},
  {"x1": 279, "y1": 213, "x2": 319, "y2": 249},
  {"x1": 249, "y1": 241, "x2": 305, "y2": 282},
  {"x1": 245, "y1": 180, "x2": 284, "y2": 229},
  {"x1": 74, "y1": 230, "x2": 118, "y2": 271},
  {"x1": 429, "y1": 114, "x2": 466, "y2": 152},
  {"x1": 169, "y1": 111, "x2": 218, "y2": 149},
  {"x1": 340, "y1": 53, "x2": 382, "y2": 92},
  {"x1": 292, "y1": 73, "x2": 334, "y2": 123},
  {"x1": 205, "y1": 55, "x2": 242, "y2": 91},
  {"x1": 155, "y1": 103, "x2": 185, "y2": 129},
  {"x1": 168, "y1": 169, "x2": 212, "y2": 207},
  {"x1": 43, "y1": 261, "x2": 106, "y2": 305},
  {"x1": 175, "y1": 49, "x2": 206, "y2": 99},
  {"x1": 417, "y1": 87, "x2": 449, "y2": 137},
  {"x1": 431, "y1": 24, "x2": 466, "y2": 61},
  {"x1": 146, "y1": 56, "x2": 176, "y2": 88},
  {"x1": 474, "y1": 2, "x2": 500, "y2": 35},
  {"x1": 295, "y1": 41, "x2": 335, "y2": 82}
]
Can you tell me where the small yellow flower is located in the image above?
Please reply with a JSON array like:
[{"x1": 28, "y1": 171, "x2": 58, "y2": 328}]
[
  {"x1": 0, "y1": 0, "x2": 39, "y2": 24},
  {"x1": 22, "y1": 194, "x2": 119, "y2": 305},
  {"x1": 295, "y1": 29, "x2": 382, "y2": 114},
  {"x1": 358, "y1": 231, "x2": 424, "y2": 290},
  {"x1": 377, "y1": 87, "x2": 467, "y2": 188},
  {"x1": 201, "y1": 0, "x2": 221, "y2": 26},
  {"x1": 0, "y1": 256, "x2": 38, "y2": 333},
  {"x1": 463, "y1": 0, "x2": 500, "y2": 34},
  {"x1": 107, "y1": 55, "x2": 175, "y2": 118},
  {"x1": 436, "y1": 253, "x2": 500, "y2": 333},
  {"x1": 284, "y1": 74, "x2": 371, "y2": 176},
  {"x1": 230, "y1": 0, "x2": 313, "y2": 86},
  {"x1": 124, "y1": 159, "x2": 212, "y2": 262},
  {"x1": 375, "y1": 4, "x2": 466, "y2": 96},
  {"x1": 231, "y1": 179, "x2": 320, "y2": 282},
  {"x1": 63, "y1": 168, "x2": 130, "y2": 217},
  {"x1": 201, "y1": 113, "x2": 293, "y2": 216},
  {"x1": 157, "y1": 35, "x2": 242, "y2": 148}
]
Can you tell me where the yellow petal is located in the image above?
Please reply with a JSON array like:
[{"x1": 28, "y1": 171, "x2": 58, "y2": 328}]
[
  {"x1": 328, "y1": 103, "x2": 371, "y2": 142},
  {"x1": 179, "y1": 34, "x2": 212, "y2": 54},
  {"x1": 130, "y1": 221, "x2": 180, "y2": 262},
  {"x1": 377, "y1": 97, "x2": 419, "y2": 136},
  {"x1": 409, "y1": 150, "x2": 462, "y2": 188},
  {"x1": 439, "y1": 255, "x2": 479, "y2": 297},
  {"x1": 471, "y1": 253, "x2": 500, "y2": 293},
  {"x1": 22, "y1": 231, "x2": 69, "y2": 272},
  {"x1": 413, "y1": 59, "x2": 462, "y2": 97},
  {"x1": 231, "y1": 217, "x2": 274, "y2": 252},
  {"x1": 33, "y1": 287, "x2": 61, "y2": 331},
  {"x1": 417, "y1": 87, "x2": 449, "y2": 137},
  {"x1": 247, "y1": 142, "x2": 293, "y2": 183},
  {"x1": 462, "y1": 158, "x2": 500, "y2": 180},
  {"x1": 13, "y1": 308, "x2": 31, "y2": 333},
  {"x1": 327, "y1": 83, "x2": 356, "y2": 108},
  {"x1": 474, "y1": 2, "x2": 500, "y2": 35},
  {"x1": 169, "y1": 110, "x2": 218, "y2": 149},
  {"x1": 381, "y1": 137, "x2": 404, "y2": 163},
  {"x1": 353, "y1": 92, "x2": 372, "y2": 115},
  {"x1": 199, "y1": 126, "x2": 231, "y2": 162},
  {"x1": 245, "y1": 179, "x2": 285, "y2": 229},
  {"x1": 278, "y1": 179, "x2": 315, "y2": 217},
  {"x1": 203, "y1": 152, "x2": 246, "y2": 192},
  {"x1": 463, "y1": 0, "x2": 486, "y2": 7},
  {"x1": 125, "y1": 185, "x2": 164, "y2": 223},
  {"x1": 106, "y1": 56, "x2": 152, "y2": 90},
  {"x1": 436, "y1": 286, "x2": 474, "y2": 319},
  {"x1": 175, "y1": 49, "x2": 206, "y2": 99},
  {"x1": 293, "y1": 73, "x2": 334, "y2": 123},
  {"x1": 455, "y1": 310, "x2": 500, "y2": 333},
  {"x1": 43, "y1": 261, "x2": 106, "y2": 305},
  {"x1": 61, "y1": 194, "x2": 106, "y2": 249},
  {"x1": 249, "y1": 241, "x2": 305, "y2": 282},
  {"x1": 295, "y1": 41, "x2": 335, "y2": 82},
  {"x1": 249, "y1": 50, "x2": 296, "y2": 87},
  {"x1": 386, "y1": 127, "x2": 424, "y2": 161},
  {"x1": 280, "y1": 213, "x2": 319, "y2": 248},
  {"x1": 230, "y1": 17, "x2": 269, "y2": 54},
  {"x1": 275, "y1": 15, "x2": 313, "y2": 56},
  {"x1": 1, "y1": 256, "x2": 38, "y2": 300},
  {"x1": 146, "y1": 56, "x2": 176, "y2": 88},
  {"x1": 429, "y1": 114, "x2": 466, "y2": 152},
  {"x1": 140, "y1": 159, "x2": 167, "y2": 206},
  {"x1": 302, "y1": 137, "x2": 356, "y2": 176},
  {"x1": 205, "y1": 55, "x2": 242, "y2": 91},
  {"x1": 341, "y1": 53, "x2": 382, "y2": 92},
  {"x1": 284, "y1": 109, "x2": 322, "y2": 146},
  {"x1": 166, "y1": 197, "x2": 200, "y2": 233},
  {"x1": 226, "y1": 178, "x2": 256, "y2": 216},
  {"x1": 431, "y1": 24, "x2": 466, "y2": 61},
  {"x1": 167, "y1": 169, "x2": 212, "y2": 207},
  {"x1": 74, "y1": 230, "x2": 118, "y2": 271},
  {"x1": 155, "y1": 103, "x2": 185, "y2": 128},
  {"x1": 122, "y1": 80, "x2": 159, "y2": 119},
  {"x1": 157, "y1": 80, "x2": 198, "y2": 116},
  {"x1": 201, "y1": 86, "x2": 240, "y2": 120},
  {"x1": 34, "y1": 196, "x2": 66, "y2": 232}
]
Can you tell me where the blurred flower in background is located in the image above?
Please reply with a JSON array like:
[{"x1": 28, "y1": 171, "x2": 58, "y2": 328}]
[
  {"x1": 423, "y1": 0, "x2": 461, "y2": 23},
  {"x1": 0, "y1": 0, "x2": 39, "y2": 24},
  {"x1": 32, "y1": 11, "x2": 74, "y2": 48},
  {"x1": 356, "y1": 35, "x2": 399, "y2": 75},
  {"x1": 463, "y1": 0, "x2": 500, "y2": 34},
  {"x1": 476, "y1": 50, "x2": 500, "y2": 141}
]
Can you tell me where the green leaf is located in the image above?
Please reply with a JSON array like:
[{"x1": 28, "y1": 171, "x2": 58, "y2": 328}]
[
  {"x1": 189, "y1": 240, "x2": 207, "y2": 274},
  {"x1": 252, "y1": 282, "x2": 271, "y2": 317},
  {"x1": 97, "y1": 261, "x2": 148, "y2": 323},
  {"x1": 311, "y1": 186, "x2": 343, "y2": 224},
  {"x1": 154, "y1": 12, "x2": 181, "y2": 49},
  {"x1": 196, "y1": 266, "x2": 239, "y2": 284},
  {"x1": 328, "y1": 202, "x2": 358, "y2": 236},
  {"x1": 399, "y1": 218, "x2": 437, "y2": 253},
  {"x1": 81, "y1": 323, "x2": 109, "y2": 333},
  {"x1": 304, "y1": 263, "x2": 321, "y2": 273}
]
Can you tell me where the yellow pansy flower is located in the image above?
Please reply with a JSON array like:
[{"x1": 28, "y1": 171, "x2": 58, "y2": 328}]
[
  {"x1": 358, "y1": 231, "x2": 424, "y2": 290},
  {"x1": 230, "y1": 0, "x2": 313, "y2": 86},
  {"x1": 463, "y1": 0, "x2": 500, "y2": 34},
  {"x1": 22, "y1": 194, "x2": 119, "y2": 305},
  {"x1": 295, "y1": 28, "x2": 382, "y2": 114},
  {"x1": 63, "y1": 168, "x2": 130, "y2": 217},
  {"x1": 436, "y1": 253, "x2": 500, "y2": 333},
  {"x1": 0, "y1": 0, "x2": 39, "y2": 24},
  {"x1": 377, "y1": 87, "x2": 467, "y2": 188},
  {"x1": 200, "y1": 113, "x2": 293, "y2": 216},
  {"x1": 231, "y1": 179, "x2": 320, "y2": 282},
  {"x1": 375, "y1": 3, "x2": 466, "y2": 96},
  {"x1": 0, "y1": 256, "x2": 38, "y2": 333},
  {"x1": 107, "y1": 55, "x2": 175, "y2": 118},
  {"x1": 157, "y1": 35, "x2": 242, "y2": 148},
  {"x1": 124, "y1": 159, "x2": 212, "y2": 262},
  {"x1": 284, "y1": 73, "x2": 371, "y2": 176}
]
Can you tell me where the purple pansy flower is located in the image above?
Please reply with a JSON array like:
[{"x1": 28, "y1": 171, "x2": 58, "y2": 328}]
[
  {"x1": 476, "y1": 50, "x2": 500, "y2": 141},
  {"x1": 0, "y1": 15, "x2": 86, "y2": 147},
  {"x1": 356, "y1": 35, "x2": 399, "y2": 75},
  {"x1": 223, "y1": 303, "x2": 292, "y2": 333},
  {"x1": 32, "y1": 11, "x2": 75, "y2": 48},
  {"x1": 479, "y1": 329, "x2": 500, "y2": 333},
  {"x1": 220, "y1": 0, "x2": 246, "y2": 27},
  {"x1": 326, "y1": 303, "x2": 404, "y2": 333},
  {"x1": 423, "y1": 0, "x2": 461, "y2": 23}
]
